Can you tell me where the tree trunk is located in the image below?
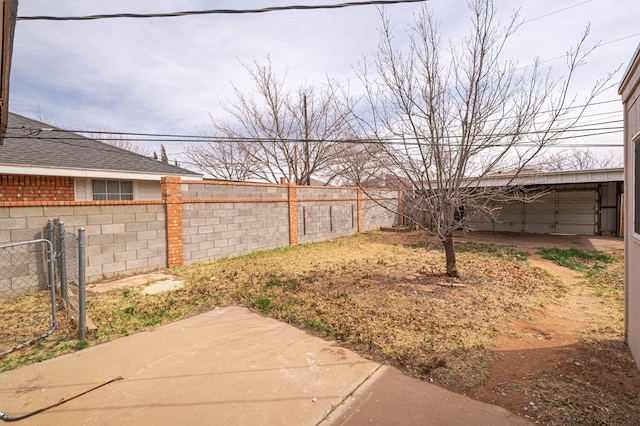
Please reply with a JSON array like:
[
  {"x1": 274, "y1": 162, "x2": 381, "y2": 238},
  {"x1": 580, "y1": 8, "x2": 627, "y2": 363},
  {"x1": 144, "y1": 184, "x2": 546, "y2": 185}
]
[{"x1": 442, "y1": 234, "x2": 458, "y2": 277}]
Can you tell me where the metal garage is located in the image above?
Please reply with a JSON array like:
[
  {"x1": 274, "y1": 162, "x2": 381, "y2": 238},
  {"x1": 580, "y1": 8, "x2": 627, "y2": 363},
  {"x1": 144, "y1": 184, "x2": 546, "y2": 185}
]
[{"x1": 467, "y1": 169, "x2": 623, "y2": 236}]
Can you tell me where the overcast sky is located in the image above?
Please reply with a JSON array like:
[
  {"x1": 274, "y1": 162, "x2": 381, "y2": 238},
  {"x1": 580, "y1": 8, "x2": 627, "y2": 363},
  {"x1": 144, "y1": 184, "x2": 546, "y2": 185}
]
[{"x1": 8, "y1": 0, "x2": 640, "y2": 162}]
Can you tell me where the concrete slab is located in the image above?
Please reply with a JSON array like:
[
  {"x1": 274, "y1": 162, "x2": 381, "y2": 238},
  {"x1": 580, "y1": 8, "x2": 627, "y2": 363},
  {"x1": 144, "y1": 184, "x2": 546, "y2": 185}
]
[
  {"x1": 141, "y1": 279, "x2": 184, "y2": 295},
  {"x1": 1, "y1": 306, "x2": 531, "y2": 426},
  {"x1": 327, "y1": 366, "x2": 531, "y2": 426},
  {"x1": 0, "y1": 307, "x2": 378, "y2": 425},
  {"x1": 87, "y1": 272, "x2": 176, "y2": 294}
]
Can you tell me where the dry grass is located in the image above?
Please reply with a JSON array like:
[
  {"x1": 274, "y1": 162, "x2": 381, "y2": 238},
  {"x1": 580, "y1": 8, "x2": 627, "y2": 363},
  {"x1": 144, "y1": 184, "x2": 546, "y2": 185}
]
[{"x1": 1, "y1": 230, "x2": 636, "y2": 424}]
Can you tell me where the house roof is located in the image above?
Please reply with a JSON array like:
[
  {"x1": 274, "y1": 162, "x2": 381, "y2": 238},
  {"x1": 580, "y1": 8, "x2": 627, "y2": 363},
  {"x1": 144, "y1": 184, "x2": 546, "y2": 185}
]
[
  {"x1": 0, "y1": 113, "x2": 201, "y2": 180},
  {"x1": 619, "y1": 41, "x2": 640, "y2": 95}
]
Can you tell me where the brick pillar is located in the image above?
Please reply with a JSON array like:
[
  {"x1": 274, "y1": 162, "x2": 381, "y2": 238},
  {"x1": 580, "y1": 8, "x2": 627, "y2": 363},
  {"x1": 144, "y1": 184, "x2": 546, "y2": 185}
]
[
  {"x1": 357, "y1": 188, "x2": 364, "y2": 233},
  {"x1": 161, "y1": 176, "x2": 183, "y2": 268},
  {"x1": 288, "y1": 183, "x2": 298, "y2": 245}
]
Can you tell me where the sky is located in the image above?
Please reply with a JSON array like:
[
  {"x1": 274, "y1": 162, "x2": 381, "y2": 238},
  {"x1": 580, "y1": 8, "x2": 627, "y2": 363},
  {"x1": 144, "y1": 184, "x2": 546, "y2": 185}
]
[{"x1": 7, "y1": 0, "x2": 640, "y2": 164}]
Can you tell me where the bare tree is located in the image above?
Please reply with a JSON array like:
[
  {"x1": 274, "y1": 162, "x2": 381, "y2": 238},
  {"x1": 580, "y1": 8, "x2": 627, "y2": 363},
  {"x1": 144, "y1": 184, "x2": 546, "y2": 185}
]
[
  {"x1": 532, "y1": 147, "x2": 622, "y2": 171},
  {"x1": 355, "y1": 0, "x2": 615, "y2": 277},
  {"x1": 185, "y1": 59, "x2": 354, "y2": 184},
  {"x1": 181, "y1": 123, "x2": 258, "y2": 181},
  {"x1": 87, "y1": 128, "x2": 153, "y2": 157}
]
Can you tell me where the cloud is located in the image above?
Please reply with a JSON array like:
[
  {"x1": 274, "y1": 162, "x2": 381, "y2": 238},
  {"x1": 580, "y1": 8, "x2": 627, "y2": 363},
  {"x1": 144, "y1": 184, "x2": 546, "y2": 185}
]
[{"x1": 7, "y1": 0, "x2": 638, "y2": 165}]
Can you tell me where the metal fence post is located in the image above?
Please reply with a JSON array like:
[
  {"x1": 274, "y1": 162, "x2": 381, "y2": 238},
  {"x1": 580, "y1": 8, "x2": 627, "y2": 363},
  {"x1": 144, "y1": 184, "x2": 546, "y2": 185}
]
[
  {"x1": 78, "y1": 228, "x2": 87, "y2": 340},
  {"x1": 47, "y1": 219, "x2": 56, "y2": 291},
  {"x1": 58, "y1": 221, "x2": 68, "y2": 303}
]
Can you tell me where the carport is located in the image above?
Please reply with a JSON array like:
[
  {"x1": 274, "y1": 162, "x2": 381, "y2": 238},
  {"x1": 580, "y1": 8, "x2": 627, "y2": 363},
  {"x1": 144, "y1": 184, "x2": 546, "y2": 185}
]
[{"x1": 467, "y1": 168, "x2": 624, "y2": 236}]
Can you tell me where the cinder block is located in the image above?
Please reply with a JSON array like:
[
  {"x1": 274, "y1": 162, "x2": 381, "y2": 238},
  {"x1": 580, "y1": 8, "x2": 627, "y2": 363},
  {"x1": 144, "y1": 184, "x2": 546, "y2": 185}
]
[
  {"x1": 126, "y1": 240, "x2": 148, "y2": 251},
  {"x1": 101, "y1": 223, "x2": 126, "y2": 234},
  {"x1": 190, "y1": 233, "x2": 207, "y2": 243},
  {"x1": 88, "y1": 253, "x2": 114, "y2": 266},
  {"x1": 85, "y1": 265, "x2": 103, "y2": 282},
  {"x1": 114, "y1": 232, "x2": 137, "y2": 243},
  {"x1": 88, "y1": 234, "x2": 113, "y2": 246},
  {"x1": 87, "y1": 214, "x2": 113, "y2": 225},
  {"x1": 101, "y1": 261, "x2": 126, "y2": 275},
  {"x1": 198, "y1": 225, "x2": 213, "y2": 234},
  {"x1": 137, "y1": 248, "x2": 158, "y2": 259},
  {"x1": 0, "y1": 217, "x2": 27, "y2": 230},
  {"x1": 57, "y1": 215, "x2": 88, "y2": 227},
  {"x1": 122, "y1": 205, "x2": 148, "y2": 213},
  {"x1": 114, "y1": 250, "x2": 137, "y2": 262},
  {"x1": 101, "y1": 242, "x2": 126, "y2": 255},
  {"x1": 43, "y1": 206, "x2": 75, "y2": 217},
  {"x1": 135, "y1": 212, "x2": 157, "y2": 223},
  {"x1": 146, "y1": 220, "x2": 165, "y2": 231},
  {"x1": 112, "y1": 213, "x2": 136, "y2": 223},
  {"x1": 9, "y1": 207, "x2": 44, "y2": 218},
  {"x1": 147, "y1": 255, "x2": 166, "y2": 268},
  {"x1": 126, "y1": 258, "x2": 149, "y2": 270},
  {"x1": 0, "y1": 208, "x2": 9, "y2": 219},
  {"x1": 10, "y1": 228, "x2": 42, "y2": 242},
  {"x1": 125, "y1": 222, "x2": 148, "y2": 232},
  {"x1": 75, "y1": 206, "x2": 101, "y2": 215},
  {"x1": 100, "y1": 205, "x2": 125, "y2": 214}
]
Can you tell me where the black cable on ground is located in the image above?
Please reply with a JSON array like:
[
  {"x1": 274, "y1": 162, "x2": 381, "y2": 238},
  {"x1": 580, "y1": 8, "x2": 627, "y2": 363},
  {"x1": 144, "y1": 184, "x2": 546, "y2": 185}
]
[{"x1": 0, "y1": 376, "x2": 124, "y2": 422}]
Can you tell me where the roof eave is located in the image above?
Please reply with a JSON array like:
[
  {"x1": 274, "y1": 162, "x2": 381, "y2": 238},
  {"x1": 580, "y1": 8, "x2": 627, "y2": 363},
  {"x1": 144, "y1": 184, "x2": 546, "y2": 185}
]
[{"x1": 0, "y1": 164, "x2": 203, "y2": 181}]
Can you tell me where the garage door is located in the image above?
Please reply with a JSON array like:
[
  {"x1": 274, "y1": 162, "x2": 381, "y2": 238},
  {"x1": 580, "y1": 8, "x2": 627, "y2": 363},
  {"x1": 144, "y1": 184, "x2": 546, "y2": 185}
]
[
  {"x1": 523, "y1": 192, "x2": 556, "y2": 234},
  {"x1": 556, "y1": 190, "x2": 598, "y2": 235},
  {"x1": 493, "y1": 201, "x2": 522, "y2": 232}
]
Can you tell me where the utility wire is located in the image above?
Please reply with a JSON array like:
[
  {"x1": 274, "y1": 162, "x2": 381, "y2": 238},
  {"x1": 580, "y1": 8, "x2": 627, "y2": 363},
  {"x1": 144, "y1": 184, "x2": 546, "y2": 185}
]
[
  {"x1": 6, "y1": 125, "x2": 623, "y2": 146},
  {"x1": 16, "y1": 0, "x2": 429, "y2": 21}
]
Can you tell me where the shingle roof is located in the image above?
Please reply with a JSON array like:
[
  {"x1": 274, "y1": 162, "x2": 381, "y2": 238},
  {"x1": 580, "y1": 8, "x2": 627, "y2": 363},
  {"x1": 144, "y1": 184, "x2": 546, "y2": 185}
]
[{"x1": 0, "y1": 113, "x2": 201, "y2": 177}]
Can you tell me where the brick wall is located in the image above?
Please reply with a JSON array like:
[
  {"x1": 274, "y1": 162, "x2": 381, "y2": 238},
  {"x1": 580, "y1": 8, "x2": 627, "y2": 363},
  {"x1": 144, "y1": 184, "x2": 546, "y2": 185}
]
[{"x1": 0, "y1": 175, "x2": 74, "y2": 202}]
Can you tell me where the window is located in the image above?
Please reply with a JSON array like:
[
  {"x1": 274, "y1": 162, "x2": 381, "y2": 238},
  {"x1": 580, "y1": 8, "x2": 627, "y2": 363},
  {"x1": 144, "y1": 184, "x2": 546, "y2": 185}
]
[
  {"x1": 92, "y1": 180, "x2": 133, "y2": 200},
  {"x1": 636, "y1": 140, "x2": 640, "y2": 234}
]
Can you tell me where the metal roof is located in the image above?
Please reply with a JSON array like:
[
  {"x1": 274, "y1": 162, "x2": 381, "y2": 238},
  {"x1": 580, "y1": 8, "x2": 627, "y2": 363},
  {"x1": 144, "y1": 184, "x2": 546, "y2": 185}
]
[
  {"x1": 473, "y1": 168, "x2": 624, "y2": 188},
  {"x1": 0, "y1": 113, "x2": 201, "y2": 179}
]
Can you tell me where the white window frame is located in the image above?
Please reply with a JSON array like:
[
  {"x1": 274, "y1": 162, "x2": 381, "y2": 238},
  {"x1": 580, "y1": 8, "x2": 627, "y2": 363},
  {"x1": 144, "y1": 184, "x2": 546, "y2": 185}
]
[{"x1": 91, "y1": 179, "x2": 134, "y2": 201}]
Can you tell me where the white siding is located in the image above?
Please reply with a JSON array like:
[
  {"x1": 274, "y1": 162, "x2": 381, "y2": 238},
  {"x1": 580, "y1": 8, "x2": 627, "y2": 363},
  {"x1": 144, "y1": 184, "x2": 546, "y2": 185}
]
[
  {"x1": 74, "y1": 178, "x2": 161, "y2": 201},
  {"x1": 135, "y1": 181, "x2": 162, "y2": 200}
]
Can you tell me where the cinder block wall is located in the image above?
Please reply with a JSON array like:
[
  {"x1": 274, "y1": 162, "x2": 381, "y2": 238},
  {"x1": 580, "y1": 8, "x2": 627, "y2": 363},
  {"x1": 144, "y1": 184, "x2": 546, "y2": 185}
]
[
  {"x1": 362, "y1": 189, "x2": 399, "y2": 231},
  {"x1": 1, "y1": 178, "x2": 399, "y2": 289},
  {"x1": 181, "y1": 181, "x2": 290, "y2": 264},
  {"x1": 0, "y1": 204, "x2": 166, "y2": 283},
  {"x1": 297, "y1": 187, "x2": 358, "y2": 244}
]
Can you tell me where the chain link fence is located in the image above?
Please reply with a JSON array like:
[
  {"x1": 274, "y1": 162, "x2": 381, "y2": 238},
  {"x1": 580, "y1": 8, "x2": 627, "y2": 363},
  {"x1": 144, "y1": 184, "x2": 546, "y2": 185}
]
[
  {"x1": 50, "y1": 220, "x2": 87, "y2": 338},
  {"x1": 1, "y1": 220, "x2": 86, "y2": 356},
  {"x1": 0, "y1": 238, "x2": 56, "y2": 356}
]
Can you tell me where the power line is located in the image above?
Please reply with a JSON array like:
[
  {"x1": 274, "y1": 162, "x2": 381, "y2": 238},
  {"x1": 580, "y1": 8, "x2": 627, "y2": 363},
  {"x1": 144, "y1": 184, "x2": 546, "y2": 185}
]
[
  {"x1": 16, "y1": 0, "x2": 429, "y2": 21},
  {"x1": 7, "y1": 124, "x2": 623, "y2": 146},
  {"x1": 522, "y1": 0, "x2": 592, "y2": 24}
]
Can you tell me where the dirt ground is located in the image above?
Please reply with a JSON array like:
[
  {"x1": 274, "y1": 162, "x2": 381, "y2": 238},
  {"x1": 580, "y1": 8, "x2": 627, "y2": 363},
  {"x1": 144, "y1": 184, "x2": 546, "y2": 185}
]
[
  {"x1": 456, "y1": 231, "x2": 634, "y2": 424},
  {"x1": 2, "y1": 230, "x2": 636, "y2": 424}
]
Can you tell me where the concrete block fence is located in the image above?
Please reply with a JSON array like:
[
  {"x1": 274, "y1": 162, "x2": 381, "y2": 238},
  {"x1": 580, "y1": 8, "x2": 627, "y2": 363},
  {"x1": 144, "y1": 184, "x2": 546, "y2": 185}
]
[{"x1": 0, "y1": 177, "x2": 399, "y2": 282}]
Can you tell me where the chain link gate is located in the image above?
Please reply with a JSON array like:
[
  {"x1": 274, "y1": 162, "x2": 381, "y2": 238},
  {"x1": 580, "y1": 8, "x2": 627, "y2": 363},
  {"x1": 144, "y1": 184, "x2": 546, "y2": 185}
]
[
  {"x1": 0, "y1": 220, "x2": 86, "y2": 356},
  {"x1": 0, "y1": 238, "x2": 56, "y2": 356}
]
